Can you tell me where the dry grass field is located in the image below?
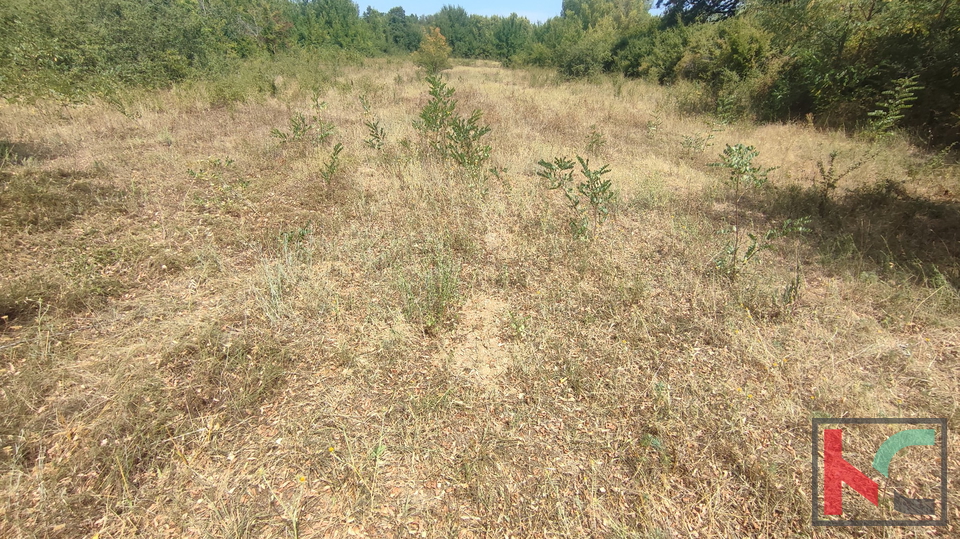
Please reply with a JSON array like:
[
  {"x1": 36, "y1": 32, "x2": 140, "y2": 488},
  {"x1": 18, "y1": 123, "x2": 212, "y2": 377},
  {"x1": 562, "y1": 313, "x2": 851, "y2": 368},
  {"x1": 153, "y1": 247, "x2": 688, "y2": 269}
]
[{"x1": 1, "y1": 56, "x2": 959, "y2": 537}]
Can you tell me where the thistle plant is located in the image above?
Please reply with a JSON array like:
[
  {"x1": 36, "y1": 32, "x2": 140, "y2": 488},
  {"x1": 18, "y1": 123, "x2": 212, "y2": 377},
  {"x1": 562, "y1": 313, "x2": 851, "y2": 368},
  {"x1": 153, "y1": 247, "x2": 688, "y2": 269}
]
[{"x1": 538, "y1": 155, "x2": 614, "y2": 239}]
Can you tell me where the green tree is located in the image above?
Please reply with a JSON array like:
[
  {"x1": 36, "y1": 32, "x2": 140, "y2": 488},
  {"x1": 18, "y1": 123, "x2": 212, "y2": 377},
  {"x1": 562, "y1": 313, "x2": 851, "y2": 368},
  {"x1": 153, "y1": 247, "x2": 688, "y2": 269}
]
[
  {"x1": 564, "y1": 0, "x2": 652, "y2": 30},
  {"x1": 388, "y1": 7, "x2": 423, "y2": 52},
  {"x1": 294, "y1": 0, "x2": 372, "y2": 52},
  {"x1": 363, "y1": 7, "x2": 392, "y2": 53},
  {"x1": 413, "y1": 27, "x2": 453, "y2": 74},
  {"x1": 430, "y1": 5, "x2": 481, "y2": 57},
  {"x1": 212, "y1": 0, "x2": 296, "y2": 56},
  {"x1": 657, "y1": 0, "x2": 743, "y2": 25},
  {"x1": 491, "y1": 14, "x2": 533, "y2": 63}
]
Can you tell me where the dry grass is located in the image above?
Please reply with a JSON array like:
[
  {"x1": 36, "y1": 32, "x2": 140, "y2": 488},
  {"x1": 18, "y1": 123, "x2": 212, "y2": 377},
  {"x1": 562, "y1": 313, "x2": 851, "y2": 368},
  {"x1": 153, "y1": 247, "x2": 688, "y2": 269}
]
[{"x1": 1, "y1": 56, "x2": 959, "y2": 537}]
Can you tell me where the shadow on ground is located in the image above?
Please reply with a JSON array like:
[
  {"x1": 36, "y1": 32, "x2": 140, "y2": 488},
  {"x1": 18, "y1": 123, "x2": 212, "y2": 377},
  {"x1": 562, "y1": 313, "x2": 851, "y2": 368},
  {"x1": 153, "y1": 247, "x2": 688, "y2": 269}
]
[{"x1": 761, "y1": 178, "x2": 960, "y2": 288}]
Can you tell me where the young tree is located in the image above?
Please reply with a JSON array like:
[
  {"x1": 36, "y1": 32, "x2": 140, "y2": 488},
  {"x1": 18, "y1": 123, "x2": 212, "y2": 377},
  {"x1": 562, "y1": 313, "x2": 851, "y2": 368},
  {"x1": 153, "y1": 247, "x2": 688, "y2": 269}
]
[
  {"x1": 388, "y1": 7, "x2": 422, "y2": 52},
  {"x1": 413, "y1": 27, "x2": 453, "y2": 74},
  {"x1": 430, "y1": 6, "x2": 481, "y2": 57},
  {"x1": 492, "y1": 14, "x2": 533, "y2": 63}
]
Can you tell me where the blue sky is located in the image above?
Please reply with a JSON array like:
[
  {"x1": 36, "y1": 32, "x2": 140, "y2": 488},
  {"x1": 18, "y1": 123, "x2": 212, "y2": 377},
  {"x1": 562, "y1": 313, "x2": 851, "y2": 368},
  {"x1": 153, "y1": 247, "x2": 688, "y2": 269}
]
[{"x1": 359, "y1": 1, "x2": 663, "y2": 24}]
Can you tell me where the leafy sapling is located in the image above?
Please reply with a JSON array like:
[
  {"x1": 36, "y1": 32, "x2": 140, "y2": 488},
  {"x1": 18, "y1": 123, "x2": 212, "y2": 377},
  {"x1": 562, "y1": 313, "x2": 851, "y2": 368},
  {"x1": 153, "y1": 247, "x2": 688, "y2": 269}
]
[
  {"x1": 320, "y1": 143, "x2": 344, "y2": 186},
  {"x1": 586, "y1": 126, "x2": 606, "y2": 155},
  {"x1": 867, "y1": 75, "x2": 922, "y2": 140},
  {"x1": 364, "y1": 120, "x2": 386, "y2": 150},
  {"x1": 538, "y1": 155, "x2": 615, "y2": 239},
  {"x1": 414, "y1": 76, "x2": 492, "y2": 174},
  {"x1": 272, "y1": 110, "x2": 335, "y2": 146},
  {"x1": 710, "y1": 144, "x2": 809, "y2": 278},
  {"x1": 448, "y1": 110, "x2": 491, "y2": 170},
  {"x1": 414, "y1": 75, "x2": 456, "y2": 157}
]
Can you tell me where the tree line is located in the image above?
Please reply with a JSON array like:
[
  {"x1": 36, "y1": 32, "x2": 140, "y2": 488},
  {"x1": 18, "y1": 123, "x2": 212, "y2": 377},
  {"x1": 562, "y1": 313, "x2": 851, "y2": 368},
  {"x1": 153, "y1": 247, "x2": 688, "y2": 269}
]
[{"x1": 1, "y1": 0, "x2": 957, "y2": 143}]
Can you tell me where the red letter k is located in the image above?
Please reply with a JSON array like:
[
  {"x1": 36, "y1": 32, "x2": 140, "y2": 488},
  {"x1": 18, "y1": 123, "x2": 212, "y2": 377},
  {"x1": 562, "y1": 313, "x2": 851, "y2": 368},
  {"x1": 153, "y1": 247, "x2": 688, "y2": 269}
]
[{"x1": 823, "y1": 429, "x2": 879, "y2": 515}]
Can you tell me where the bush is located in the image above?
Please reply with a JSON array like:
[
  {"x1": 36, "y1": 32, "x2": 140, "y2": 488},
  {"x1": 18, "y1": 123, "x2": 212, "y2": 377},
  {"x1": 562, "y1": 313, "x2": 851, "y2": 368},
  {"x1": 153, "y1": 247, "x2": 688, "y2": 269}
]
[
  {"x1": 557, "y1": 24, "x2": 617, "y2": 79},
  {"x1": 413, "y1": 75, "x2": 491, "y2": 174},
  {"x1": 413, "y1": 27, "x2": 453, "y2": 74},
  {"x1": 0, "y1": 0, "x2": 218, "y2": 101}
]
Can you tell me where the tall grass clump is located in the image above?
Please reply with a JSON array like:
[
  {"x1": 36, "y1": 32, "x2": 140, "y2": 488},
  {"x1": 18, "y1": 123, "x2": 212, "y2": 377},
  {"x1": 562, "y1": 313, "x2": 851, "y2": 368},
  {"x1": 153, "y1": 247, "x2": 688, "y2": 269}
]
[{"x1": 400, "y1": 253, "x2": 462, "y2": 335}]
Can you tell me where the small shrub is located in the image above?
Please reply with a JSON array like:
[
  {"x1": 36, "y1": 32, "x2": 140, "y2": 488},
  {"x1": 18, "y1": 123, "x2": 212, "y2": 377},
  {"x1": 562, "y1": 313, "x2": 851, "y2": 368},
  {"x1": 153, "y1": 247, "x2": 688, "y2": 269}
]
[
  {"x1": 413, "y1": 28, "x2": 452, "y2": 75},
  {"x1": 271, "y1": 109, "x2": 335, "y2": 146},
  {"x1": 364, "y1": 120, "x2": 386, "y2": 150},
  {"x1": 537, "y1": 155, "x2": 615, "y2": 239},
  {"x1": 320, "y1": 143, "x2": 344, "y2": 186},
  {"x1": 0, "y1": 142, "x2": 14, "y2": 173},
  {"x1": 414, "y1": 76, "x2": 492, "y2": 174},
  {"x1": 680, "y1": 132, "x2": 716, "y2": 155},
  {"x1": 715, "y1": 217, "x2": 811, "y2": 278},
  {"x1": 188, "y1": 157, "x2": 250, "y2": 213},
  {"x1": 814, "y1": 149, "x2": 872, "y2": 217},
  {"x1": 586, "y1": 126, "x2": 606, "y2": 155},
  {"x1": 448, "y1": 110, "x2": 491, "y2": 170},
  {"x1": 414, "y1": 75, "x2": 457, "y2": 156},
  {"x1": 358, "y1": 93, "x2": 372, "y2": 115},
  {"x1": 645, "y1": 116, "x2": 663, "y2": 138},
  {"x1": 711, "y1": 144, "x2": 805, "y2": 278}
]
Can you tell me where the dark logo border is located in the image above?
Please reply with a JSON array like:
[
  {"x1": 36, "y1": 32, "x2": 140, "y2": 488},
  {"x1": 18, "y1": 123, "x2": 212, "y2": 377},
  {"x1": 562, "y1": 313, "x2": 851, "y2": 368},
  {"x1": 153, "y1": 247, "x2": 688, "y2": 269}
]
[{"x1": 811, "y1": 417, "x2": 948, "y2": 527}]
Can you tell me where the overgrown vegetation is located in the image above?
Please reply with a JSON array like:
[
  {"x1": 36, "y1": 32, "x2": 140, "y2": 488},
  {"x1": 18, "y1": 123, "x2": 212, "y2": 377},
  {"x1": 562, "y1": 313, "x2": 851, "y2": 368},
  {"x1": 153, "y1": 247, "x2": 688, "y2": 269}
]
[
  {"x1": 2, "y1": 0, "x2": 957, "y2": 145},
  {"x1": 1, "y1": 8, "x2": 959, "y2": 538}
]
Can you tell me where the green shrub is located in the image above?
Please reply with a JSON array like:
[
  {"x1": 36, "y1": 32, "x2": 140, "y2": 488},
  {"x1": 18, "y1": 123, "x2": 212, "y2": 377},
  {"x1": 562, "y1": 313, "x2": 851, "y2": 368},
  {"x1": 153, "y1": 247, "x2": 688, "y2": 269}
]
[
  {"x1": 710, "y1": 144, "x2": 809, "y2": 279},
  {"x1": 537, "y1": 155, "x2": 615, "y2": 239},
  {"x1": 319, "y1": 143, "x2": 344, "y2": 186},
  {"x1": 412, "y1": 27, "x2": 453, "y2": 74},
  {"x1": 271, "y1": 107, "x2": 335, "y2": 146},
  {"x1": 413, "y1": 76, "x2": 491, "y2": 174},
  {"x1": 364, "y1": 120, "x2": 386, "y2": 150}
]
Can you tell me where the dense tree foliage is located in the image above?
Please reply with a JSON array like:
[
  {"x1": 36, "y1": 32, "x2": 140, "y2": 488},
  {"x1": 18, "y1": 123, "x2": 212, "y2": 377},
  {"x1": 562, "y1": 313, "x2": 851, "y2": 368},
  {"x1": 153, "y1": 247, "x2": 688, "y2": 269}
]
[
  {"x1": 363, "y1": 7, "x2": 422, "y2": 54},
  {"x1": 0, "y1": 0, "x2": 956, "y2": 142},
  {"x1": 656, "y1": 0, "x2": 743, "y2": 25}
]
